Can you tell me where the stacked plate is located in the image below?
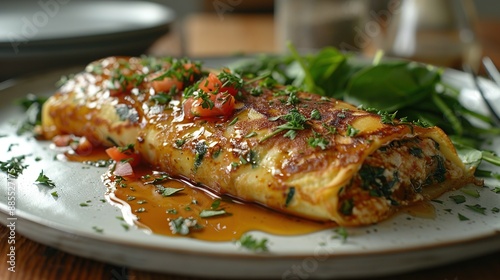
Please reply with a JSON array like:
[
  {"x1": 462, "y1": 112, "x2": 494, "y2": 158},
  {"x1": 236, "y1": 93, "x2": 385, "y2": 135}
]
[{"x1": 0, "y1": 1, "x2": 175, "y2": 81}]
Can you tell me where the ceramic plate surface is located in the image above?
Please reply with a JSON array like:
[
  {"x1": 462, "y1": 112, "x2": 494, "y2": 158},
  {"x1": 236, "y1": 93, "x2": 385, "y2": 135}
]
[
  {"x1": 0, "y1": 1, "x2": 175, "y2": 81},
  {"x1": 0, "y1": 62, "x2": 500, "y2": 279}
]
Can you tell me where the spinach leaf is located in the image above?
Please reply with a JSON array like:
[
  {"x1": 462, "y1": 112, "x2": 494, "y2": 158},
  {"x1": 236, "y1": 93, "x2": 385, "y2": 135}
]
[{"x1": 345, "y1": 62, "x2": 440, "y2": 112}]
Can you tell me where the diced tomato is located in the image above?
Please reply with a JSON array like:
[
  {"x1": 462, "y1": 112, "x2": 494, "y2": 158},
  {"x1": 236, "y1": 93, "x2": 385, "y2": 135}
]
[
  {"x1": 105, "y1": 145, "x2": 141, "y2": 167},
  {"x1": 151, "y1": 75, "x2": 184, "y2": 93},
  {"x1": 73, "y1": 136, "x2": 93, "y2": 156},
  {"x1": 199, "y1": 73, "x2": 222, "y2": 93},
  {"x1": 183, "y1": 72, "x2": 237, "y2": 120},
  {"x1": 183, "y1": 91, "x2": 235, "y2": 120}
]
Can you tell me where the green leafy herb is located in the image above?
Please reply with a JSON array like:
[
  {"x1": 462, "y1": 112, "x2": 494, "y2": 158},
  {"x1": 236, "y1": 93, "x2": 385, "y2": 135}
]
[
  {"x1": 35, "y1": 170, "x2": 55, "y2": 188},
  {"x1": 150, "y1": 93, "x2": 173, "y2": 105},
  {"x1": 308, "y1": 132, "x2": 329, "y2": 150},
  {"x1": 260, "y1": 109, "x2": 308, "y2": 142},
  {"x1": 346, "y1": 124, "x2": 360, "y2": 137},
  {"x1": 492, "y1": 207, "x2": 499, "y2": 213},
  {"x1": 155, "y1": 185, "x2": 184, "y2": 197},
  {"x1": 465, "y1": 204, "x2": 487, "y2": 215},
  {"x1": 50, "y1": 191, "x2": 59, "y2": 198},
  {"x1": 0, "y1": 155, "x2": 28, "y2": 178},
  {"x1": 166, "y1": 208, "x2": 177, "y2": 214},
  {"x1": 458, "y1": 213, "x2": 470, "y2": 221},
  {"x1": 449, "y1": 195, "x2": 466, "y2": 204},
  {"x1": 285, "y1": 187, "x2": 295, "y2": 207},
  {"x1": 310, "y1": 109, "x2": 322, "y2": 120},
  {"x1": 228, "y1": 117, "x2": 239, "y2": 126},
  {"x1": 340, "y1": 198, "x2": 354, "y2": 215},
  {"x1": 200, "y1": 209, "x2": 227, "y2": 218},
  {"x1": 194, "y1": 141, "x2": 208, "y2": 169},
  {"x1": 460, "y1": 188, "x2": 480, "y2": 198},
  {"x1": 169, "y1": 217, "x2": 202, "y2": 235},
  {"x1": 332, "y1": 227, "x2": 349, "y2": 243},
  {"x1": 211, "y1": 199, "x2": 221, "y2": 210},
  {"x1": 144, "y1": 173, "x2": 170, "y2": 184},
  {"x1": 92, "y1": 226, "x2": 103, "y2": 233},
  {"x1": 237, "y1": 234, "x2": 269, "y2": 252}
]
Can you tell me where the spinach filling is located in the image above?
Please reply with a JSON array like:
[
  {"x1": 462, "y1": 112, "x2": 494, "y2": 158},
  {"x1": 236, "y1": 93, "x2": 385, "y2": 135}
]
[{"x1": 339, "y1": 138, "x2": 449, "y2": 216}]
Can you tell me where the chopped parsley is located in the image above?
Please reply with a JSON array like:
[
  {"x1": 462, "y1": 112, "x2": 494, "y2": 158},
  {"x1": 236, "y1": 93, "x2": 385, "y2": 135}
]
[
  {"x1": 465, "y1": 204, "x2": 487, "y2": 215},
  {"x1": 35, "y1": 170, "x2": 55, "y2": 188},
  {"x1": 308, "y1": 132, "x2": 329, "y2": 150},
  {"x1": 169, "y1": 217, "x2": 202, "y2": 235},
  {"x1": 237, "y1": 234, "x2": 269, "y2": 252},
  {"x1": 458, "y1": 213, "x2": 470, "y2": 221},
  {"x1": 155, "y1": 185, "x2": 184, "y2": 197},
  {"x1": 200, "y1": 209, "x2": 227, "y2": 218},
  {"x1": 346, "y1": 124, "x2": 360, "y2": 137},
  {"x1": 194, "y1": 141, "x2": 208, "y2": 169},
  {"x1": 310, "y1": 109, "x2": 321, "y2": 120},
  {"x1": 332, "y1": 227, "x2": 349, "y2": 243},
  {"x1": 50, "y1": 191, "x2": 59, "y2": 198},
  {"x1": 449, "y1": 195, "x2": 466, "y2": 204},
  {"x1": 150, "y1": 92, "x2": 173, "y2": 105},
  {"x1": 92, "y1": 226, "x2": 103, "y2": 233},
  {"x1": 460, "y1": 188, "x2": 480, "y2": 198},
  {"x1": 340, "y1": 198, "x2": 354, "y2": 216},
  {"x1": 0, "y1": 155, "x2": 28, "y2": 178},
  {"x1": 285, "y1": 187, "x2": 295, "y2": 207},
  {"x1": 260, "y1": 109, "x2": 308, "y2": 142}
]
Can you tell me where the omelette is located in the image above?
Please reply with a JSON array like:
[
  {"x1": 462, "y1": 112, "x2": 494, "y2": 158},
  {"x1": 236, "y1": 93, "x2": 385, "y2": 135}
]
[{"x1": 41, "y1": 56, "x2": 478, "y2": 226}]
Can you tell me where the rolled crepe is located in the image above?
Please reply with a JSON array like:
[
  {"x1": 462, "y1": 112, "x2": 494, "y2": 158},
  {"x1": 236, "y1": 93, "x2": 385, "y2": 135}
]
[{"x1": 42, "y1": 56, "x2": 476, "y2": 226}]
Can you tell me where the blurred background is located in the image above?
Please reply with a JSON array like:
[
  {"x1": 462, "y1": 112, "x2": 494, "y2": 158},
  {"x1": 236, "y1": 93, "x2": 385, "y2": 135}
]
[{"x1": 1, "y1": 0, "x2": 500, "y2": 81}]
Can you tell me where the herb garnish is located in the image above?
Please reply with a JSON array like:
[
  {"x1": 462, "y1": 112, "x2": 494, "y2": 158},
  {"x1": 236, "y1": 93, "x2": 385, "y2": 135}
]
[
  {"x1": 458, "y1": 213, "x2": 470, "y2": 221},
  {"x1": 260, "y1": 109, "x2": 308, "y2": 142},
  {"x1": 0, "y1": 155, "x2": 28, "y2": 178},
  {"x1": 346, "y1": 124, "x2": 360, "y2": 137},
  {"x1": 465, "y1": 204, "x2": 487, "y2": 215},
  {"x1": 155, "y1": 185, "x2": 184, "y2": 197},
  {"x1": 308, "y1": 131, "x2": 329, "y2": 150},
  {"x1": 35, "y1": 170, "x2": 55, "y2": 188},
  {"x1": 194, "y1": 141, "x2": 208, "y2": 169},
  {"x1": 285, "y1": 187, "x2": 295, "y2": 207},
  {"x1": 200, "y1": 209, "x2": 227, "y2": 218},
  {"x1": 169, "y1": 217, "x2": 202, "y2": 235},
  {"x1": 333, "y1": 227, "x2": 349, "y2": 243},
  {"x1": 449, "y1": 195, "x2": 466, "y2": 204},
  {"x1": 237, "y1": 234, "x2": 269, "y2": 252}
]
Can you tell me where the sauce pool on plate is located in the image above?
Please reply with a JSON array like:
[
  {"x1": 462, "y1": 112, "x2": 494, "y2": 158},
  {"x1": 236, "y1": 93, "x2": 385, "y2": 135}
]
[{"x1": 63, "y1": 146, "x2": 334, "y2": 241}]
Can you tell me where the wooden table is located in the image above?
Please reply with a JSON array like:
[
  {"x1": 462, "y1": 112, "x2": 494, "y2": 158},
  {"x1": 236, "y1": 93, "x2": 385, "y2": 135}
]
[{"x1": 2, "y1": 13, "x2": 500, "y2": 280}]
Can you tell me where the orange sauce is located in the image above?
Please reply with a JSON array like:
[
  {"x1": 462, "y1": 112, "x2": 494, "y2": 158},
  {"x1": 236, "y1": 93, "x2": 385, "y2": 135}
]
[
  {"x1": 104, "y1": 165, "x2": 334, "y2": 241},
  {"x1": 64, "y1": 147, "x2": 334, "y2": 241}
]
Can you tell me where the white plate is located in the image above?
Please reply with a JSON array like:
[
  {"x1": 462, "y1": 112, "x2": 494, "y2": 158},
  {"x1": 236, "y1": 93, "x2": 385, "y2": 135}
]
[
  {"x1": 0, "y1": 1, "x2": 175, "y2": 81},
  {"x1": 1, "y1": 64, "x2": 500, "y2": 279}
]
